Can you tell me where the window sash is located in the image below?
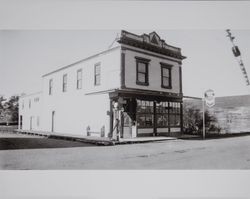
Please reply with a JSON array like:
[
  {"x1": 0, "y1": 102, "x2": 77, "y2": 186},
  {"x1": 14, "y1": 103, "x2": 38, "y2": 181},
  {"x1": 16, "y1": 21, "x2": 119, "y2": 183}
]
[
  {"x1": 136, "y1": 61, "x2": 148, "y2": 84},
  {"x1": 161, "y1": 65, "x2": 172, "y2": 88},
  {"x1": 162, "y1": 67, "x2": 170, "y2": 77},
  {"x1": 49, "y1": 79, "x2": 53, "y2": 95},
  {"x1": 94, "y1": 64, "x2": 101, "y2": 85},
  {"x1": 63, "y1": 74, "x2": 67, "y2": 92},
  {"x1": 162, "y1": 76, "x2": 170, "y2": 87},
  {"x1": 137, "y1": 100, "x2": 181, "y2": 128},
  {"x1": 138, "y1": 62, "x2": 146, "y2": 73},
  {"x1": 37, "y1": 116, "x2": 40, "y2": 127},
  {"x1": 138, "y1": 72, "x2": 146, "y2": 83},
  {"x1": 157, "y1": 114, "x2": 169, "y2": 127},
  {"x1": 95, "y1": 74, "x2": 101, "y2": 85},
  {"x1": 77, "y1": 69, "x2": 82, "y2": 89},
  {"x1": 77, "y1": 79, "x2": 82, "y2": 89}
]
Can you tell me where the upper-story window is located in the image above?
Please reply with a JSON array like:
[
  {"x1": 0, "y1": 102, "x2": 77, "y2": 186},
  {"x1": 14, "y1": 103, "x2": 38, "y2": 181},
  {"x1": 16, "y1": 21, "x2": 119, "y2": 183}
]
[
  {"x1": 94, "y1": 63, "x2": 101, "y2": 86},
  {"x1": 29, "y1": 99, "x2": 31, "y2": 109},
  {"x1": 49, "y1": 79, "x2": 53, "y2": 95},
  {"x1": 34, "y1": 97, "x2": 39, "y2": 102},
  {"x1": 135, "y1": 57, "x2": 150, "y2": 86},
  {"x1": 37, "y1": 116, "x2": 40, "y2": 127},
  {"x1": 77, "y1": 69, "x2": 82, "y2": 89},
  {"x1": 161, "y1": 63, "x2": 172, "y2": 89},
  {"x1": 63, "y1": 74, "x2": 67, "y2": 92}
]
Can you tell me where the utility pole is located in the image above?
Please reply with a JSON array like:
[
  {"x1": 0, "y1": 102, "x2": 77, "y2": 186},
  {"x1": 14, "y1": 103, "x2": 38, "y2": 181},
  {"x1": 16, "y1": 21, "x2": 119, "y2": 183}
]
[{"x1": 226, "y1": 29, "x2": 250, "y2": 86}]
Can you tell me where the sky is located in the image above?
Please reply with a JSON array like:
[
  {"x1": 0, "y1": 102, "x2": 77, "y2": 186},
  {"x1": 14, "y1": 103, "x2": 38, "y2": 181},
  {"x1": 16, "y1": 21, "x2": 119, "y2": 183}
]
[{"x1": 1, "y1": 29, "x2": 250, "y2": 99}]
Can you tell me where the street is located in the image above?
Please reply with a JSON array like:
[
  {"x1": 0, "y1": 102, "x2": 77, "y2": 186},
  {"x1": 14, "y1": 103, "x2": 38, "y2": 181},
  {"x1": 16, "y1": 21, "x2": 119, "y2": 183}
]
[{"x1": 0, "y1": 132, "x2": 250, "y2": 169}]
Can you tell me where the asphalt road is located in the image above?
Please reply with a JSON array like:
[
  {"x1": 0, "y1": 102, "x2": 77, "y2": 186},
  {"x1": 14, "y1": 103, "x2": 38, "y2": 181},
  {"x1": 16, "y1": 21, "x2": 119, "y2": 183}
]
[{"x1": 1, "y1": 132, "x2": 250, "y2": 169}]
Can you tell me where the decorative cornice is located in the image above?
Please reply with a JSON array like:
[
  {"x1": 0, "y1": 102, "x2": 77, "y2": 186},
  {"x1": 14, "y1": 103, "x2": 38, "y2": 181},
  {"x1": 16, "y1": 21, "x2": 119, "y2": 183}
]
[
  {"x1": 116, "y1": 87, "x2": 183, "y2": 98},
  {"x1": 118, "y1": 30, "x2": 186, "y2": 60}
]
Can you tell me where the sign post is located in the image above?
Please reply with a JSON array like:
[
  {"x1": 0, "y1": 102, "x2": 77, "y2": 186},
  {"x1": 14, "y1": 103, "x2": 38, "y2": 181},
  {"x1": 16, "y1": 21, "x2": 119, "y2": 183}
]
[
  {"x1": 203, "y1": 89, "x2": 215, "y2": 139},
  {"x1": 202, "y1": 98, "x2": 205, "y2": 140}
]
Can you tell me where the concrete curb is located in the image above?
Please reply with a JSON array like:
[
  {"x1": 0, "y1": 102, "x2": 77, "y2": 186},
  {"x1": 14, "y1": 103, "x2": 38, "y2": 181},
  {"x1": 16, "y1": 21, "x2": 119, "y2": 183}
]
[{"x1": 13, "y1": 130, "x2": 179, "y2": 146}]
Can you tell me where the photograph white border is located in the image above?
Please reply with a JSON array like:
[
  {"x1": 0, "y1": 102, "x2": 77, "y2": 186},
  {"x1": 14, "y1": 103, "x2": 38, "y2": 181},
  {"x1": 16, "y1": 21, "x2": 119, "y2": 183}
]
[{"x1": 1, "y1": 1, "x2": 250, "y2": 199}]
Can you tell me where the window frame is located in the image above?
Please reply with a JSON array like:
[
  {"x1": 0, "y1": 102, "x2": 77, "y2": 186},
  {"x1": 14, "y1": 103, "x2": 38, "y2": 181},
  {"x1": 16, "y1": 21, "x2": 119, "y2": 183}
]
[
  {"x1": 94, "y1": 63, "x2": 101, "y2": 86},
  {"x1": 62, "y1": 74, "x2": 67, "y2": 92},
  {"x1": 135, "y1": 57, "x2": 150, "y2": 86},
  {"x1": 136, "y1": 100, "x2": 154, "y2": 128},
  {"x1": 169, "y1": 102, "x2": 181, "y2": 127},
  {"x1": 29, "y1": 99, "x2": 31, "y2": 109},
  {"x1": 49, "y1": 79, "x2": 53, "y2": 95},
  {"x1": 160, "y1": 63, "x2": 172, "y2": 89},
  {"x1": 77, "y1": 69, "x2": 82, "y2": 89},
  {"x1": 37, "y1": 116, "x2": 40, "y2": 127},
  {"x1": 156, "y1": 101, "x2": 169, "y2": 128}
]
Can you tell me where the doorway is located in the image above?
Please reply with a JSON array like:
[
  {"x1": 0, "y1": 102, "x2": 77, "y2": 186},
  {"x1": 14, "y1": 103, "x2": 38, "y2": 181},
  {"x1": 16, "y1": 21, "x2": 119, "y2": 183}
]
[
  {"x1": 20, "y1": 115, "x2": 23, "y2": 130},
  {"x1": 30, "y1": 116, "x2": 33, "y2": 130},
  {"x1": 51, "y1": 111, "x2": 55, "y2": 132}
]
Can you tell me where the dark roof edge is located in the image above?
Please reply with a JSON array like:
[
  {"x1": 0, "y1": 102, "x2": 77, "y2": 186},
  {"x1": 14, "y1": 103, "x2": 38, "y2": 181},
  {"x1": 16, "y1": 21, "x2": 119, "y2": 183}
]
[
  {"x1": 42, "y1": 46, "x2": 120, "y2": 78},
  {"x1": 121, "y1": 30, "x2": 182, "y2": 50},
  {"x1": 215, "y1": 94, "x2": 250, "y2": 99},
  {"x1": 183, "y1": 96, "x2": 202, "y2": 100},
  {"x1": 19, "y1": 91, "x2": 43, "y2": 98}
]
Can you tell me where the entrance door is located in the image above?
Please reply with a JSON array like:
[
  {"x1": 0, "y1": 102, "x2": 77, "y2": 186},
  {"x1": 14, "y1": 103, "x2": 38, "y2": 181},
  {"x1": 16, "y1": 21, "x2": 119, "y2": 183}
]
[
  {"x1": 121, "y1": 98, "x2": 137, "y2": 138},
  {"x1": 51, "y1": 111, "x2": 55, "y2": 132},
  {"x1": 20, "y1": 115, "x2": 23, "y2": 129},
  {"x1": 123, "y1": 112, "x2": 133, "y2": 138},
  {"x1": 30, "y1": 116, "x2": 32, "y2": 130}
]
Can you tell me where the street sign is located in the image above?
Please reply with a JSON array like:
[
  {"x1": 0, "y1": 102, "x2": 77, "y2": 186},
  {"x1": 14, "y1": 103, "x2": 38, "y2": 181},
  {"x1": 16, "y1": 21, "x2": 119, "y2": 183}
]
[{"x1": 204, "y1": 89, "x2": 215, "y2": 108}]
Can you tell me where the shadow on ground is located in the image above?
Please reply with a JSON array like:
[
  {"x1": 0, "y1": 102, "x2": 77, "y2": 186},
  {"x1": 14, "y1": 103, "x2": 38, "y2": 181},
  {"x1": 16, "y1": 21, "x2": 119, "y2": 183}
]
[
  {"x1": 180, "y1": 132, "x2": 250, "y2": 140},
  {"x1": 0, "y1": 137, "x2": 95, "y2": 150}
]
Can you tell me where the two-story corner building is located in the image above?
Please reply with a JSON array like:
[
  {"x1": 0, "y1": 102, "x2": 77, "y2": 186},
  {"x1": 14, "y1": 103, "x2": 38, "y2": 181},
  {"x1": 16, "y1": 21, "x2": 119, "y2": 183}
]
[{"x1": 19, "y1": 30, "x2": 186, "y2": 139}]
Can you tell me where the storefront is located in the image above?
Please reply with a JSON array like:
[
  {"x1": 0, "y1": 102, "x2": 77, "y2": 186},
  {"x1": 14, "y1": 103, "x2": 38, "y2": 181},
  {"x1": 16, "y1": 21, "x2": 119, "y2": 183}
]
[{"x1": 109, "y1": 89, "x2": 183, "y2": 138}]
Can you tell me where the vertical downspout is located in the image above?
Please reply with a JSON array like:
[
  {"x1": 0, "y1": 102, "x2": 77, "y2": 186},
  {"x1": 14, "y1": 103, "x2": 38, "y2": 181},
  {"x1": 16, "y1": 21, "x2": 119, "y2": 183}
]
[
  {"x1": 179, "y1": 65, "x2": 183, "y2": 135},
  {"x1": 120, "y1": 48, "x2": 126, "y2": 138},
  {"x1": 168, "y1": 102, "x2": 171, "y2": 135},
  {"x1": 18, "y1": 99, "x2": 20, "y2": 130},
  {"x1": 109, "y1": 99, "x2": 113, "y2": 138},
  {"x1": 153, "y1": 101, "x2": 157, "y2": 136},
  {"x1": 121, "y1": 48, "x2": 126, "y2": 89},
  {"x1": 180, "y1": 102, "x2": 184, "y2": 135}
]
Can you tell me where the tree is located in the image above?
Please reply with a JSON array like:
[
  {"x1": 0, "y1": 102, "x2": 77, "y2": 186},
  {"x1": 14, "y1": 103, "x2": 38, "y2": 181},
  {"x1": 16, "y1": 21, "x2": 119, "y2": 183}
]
[
  {"x1": 0, "y1": 95, "x2": 19, "y2": 125},
  {"x1": 0, "y1": 95, "x2": 7, "y2": 122},
  {"x1": 5, "y1": 96, "x2": 19, "y2": 123},
  {"x1": 183, "y1": 101, "x2": 218, "y2": 135}
]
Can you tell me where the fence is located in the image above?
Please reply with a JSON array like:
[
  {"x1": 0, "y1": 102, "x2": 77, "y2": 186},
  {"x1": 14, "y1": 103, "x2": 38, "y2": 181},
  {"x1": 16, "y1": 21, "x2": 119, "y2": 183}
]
[{"x1": 0, "y1": 125, "x2": 18, "y2": 133}]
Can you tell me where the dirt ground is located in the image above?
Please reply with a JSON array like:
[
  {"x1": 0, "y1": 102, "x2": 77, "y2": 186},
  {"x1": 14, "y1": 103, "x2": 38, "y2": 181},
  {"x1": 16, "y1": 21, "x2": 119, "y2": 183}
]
[{"x1": 1, "y1": 131, "x2": 250, "y2": 169}]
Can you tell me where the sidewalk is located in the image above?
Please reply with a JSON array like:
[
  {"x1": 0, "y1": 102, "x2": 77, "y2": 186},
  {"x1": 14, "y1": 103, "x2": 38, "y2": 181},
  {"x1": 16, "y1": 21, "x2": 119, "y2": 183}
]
[
  {"x1": 14, "y1": 129, "x2": 178, "y2": 145},
  {"x1": 15, "y1": 129, "x2": 114, "y2": 146}
]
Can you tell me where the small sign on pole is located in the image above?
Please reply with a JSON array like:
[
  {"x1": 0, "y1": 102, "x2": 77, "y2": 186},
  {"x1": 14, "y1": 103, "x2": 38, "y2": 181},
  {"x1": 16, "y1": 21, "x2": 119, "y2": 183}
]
[
  {"x1": 204, "y1": 89, "x2": 215, "y2": 108},
  {"x1": 203, "y1": 89, "x2": 215, "y2": 139}
]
